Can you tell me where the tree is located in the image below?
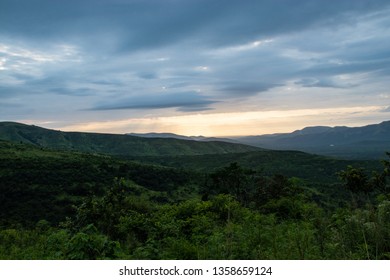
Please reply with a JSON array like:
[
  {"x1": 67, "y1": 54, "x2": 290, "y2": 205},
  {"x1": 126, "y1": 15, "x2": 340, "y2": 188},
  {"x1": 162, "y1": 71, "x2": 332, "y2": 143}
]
[
  {"x1": 338, "y1": 165, "x2": 370, "y2": 194},
  {"x1": 204, "y1": 163, "x2": 255, "y2": 204}
]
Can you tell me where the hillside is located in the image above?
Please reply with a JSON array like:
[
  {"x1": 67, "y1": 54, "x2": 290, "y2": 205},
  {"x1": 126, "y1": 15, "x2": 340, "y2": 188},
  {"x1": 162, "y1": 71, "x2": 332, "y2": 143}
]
[
  {"x1": 0, "y1": 139, "x2": 198, "y2": 226},
  {"x1": 0, "y1": 122, "x2": 259, "y2": 157},
  {"x1": 235, "y1": 121, "x2": 390, "y2": 159},
  {"x1": 0, "y1": 137, "x2": 382, "y2": 227},
  {"x1": 1, "y1": 139, "x2": 389, "y2": 260},
  {"x1": 127, "y1": 150, "x2": 381, "y2": 184}
]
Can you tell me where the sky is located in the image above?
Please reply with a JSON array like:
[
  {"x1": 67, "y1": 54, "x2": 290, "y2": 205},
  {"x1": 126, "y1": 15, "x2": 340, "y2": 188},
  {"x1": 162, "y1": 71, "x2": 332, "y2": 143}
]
[{"x1": 1, "y1": 0, "x2": 390, "y2": 137}]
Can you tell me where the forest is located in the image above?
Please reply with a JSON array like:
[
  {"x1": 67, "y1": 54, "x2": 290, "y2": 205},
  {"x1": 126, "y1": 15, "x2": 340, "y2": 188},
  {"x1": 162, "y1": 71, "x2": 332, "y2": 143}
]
[{"x1": 1, "y1": 138, "x2": 390, "y2": 260}]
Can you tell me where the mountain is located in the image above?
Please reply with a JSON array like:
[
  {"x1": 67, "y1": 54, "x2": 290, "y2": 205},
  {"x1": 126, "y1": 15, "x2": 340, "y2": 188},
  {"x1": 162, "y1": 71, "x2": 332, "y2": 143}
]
[
  {"x1": 235, "y1": 121, "x2": 390, "y2": 159},
  {"x1": 3, "y1": 120, "x2": 389, "y2": 159},
  {"x1": 127, "y1": 132, "x2": 238, "y2": 143},
  {"x1": 0, "y1": 122, "x2": 259, "y2": 157},
  {"x1": 127, "y1": 132, "x2": 194, "y2": 140}
]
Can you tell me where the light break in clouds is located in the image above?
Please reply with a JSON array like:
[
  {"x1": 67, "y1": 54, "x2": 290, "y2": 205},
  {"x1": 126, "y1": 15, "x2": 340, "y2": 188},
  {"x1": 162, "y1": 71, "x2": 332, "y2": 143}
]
[{"x1": 1, "y1": 0, "x2": 390, "y2": 136}]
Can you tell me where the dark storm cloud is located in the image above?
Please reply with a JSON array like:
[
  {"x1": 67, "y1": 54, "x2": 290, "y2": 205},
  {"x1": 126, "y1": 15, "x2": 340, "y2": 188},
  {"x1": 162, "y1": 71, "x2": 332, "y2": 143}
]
[
  {"x1": 90, "y1": 91, "x2": 217, "y2": 111},
  {"x1": 176, "y1": 106, "x2": 215, "y2": 112},
  {"x1": 167, "y1": 82, "x2": 191, "y2": 89},
  {"x1": 2, "y1": 0, "x2": 390, "y2": 52},
  {"x1": 49, "y1": 87, "x2": 95, "y2": 96},
  {"x1": 295, "y1": 78, "x2": 353, "y2": 89},
  {"x1": 20, "y1": 76, "x2": 84, "y2": 96},
  {"x1": 137, "y1": 72, "x2": 158, "y2": 80},
  {"x1": 219, "y1": 82, "x2": 282, "y2": 96},
  {"x1": 0, "y1": 74, "x2": 96, "y2": 97},
  {"x1": 300, "y1": 59, "x2": 390, "y2": 77},
  {"x1": 0, "y1": 86, "x2": 19, "y2": 97},
  {"x1": 0, "y1": 84, "x2": 38, "y2": 97},
  {"x1": 0, "y1": 101, "x2": 21, "y2": 109}
]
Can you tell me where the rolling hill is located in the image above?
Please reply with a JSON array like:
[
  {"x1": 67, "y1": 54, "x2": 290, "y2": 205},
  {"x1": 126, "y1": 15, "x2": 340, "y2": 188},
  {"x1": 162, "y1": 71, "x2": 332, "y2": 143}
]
[{"x1": 0, "y1": 122, "x2": 259, "y2": 157}]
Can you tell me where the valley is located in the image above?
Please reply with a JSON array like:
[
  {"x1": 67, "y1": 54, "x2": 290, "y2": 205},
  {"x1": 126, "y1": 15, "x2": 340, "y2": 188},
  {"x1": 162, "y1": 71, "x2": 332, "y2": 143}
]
[{"x1": 1, "y1": 121, "x2": 390, "y2": 259}]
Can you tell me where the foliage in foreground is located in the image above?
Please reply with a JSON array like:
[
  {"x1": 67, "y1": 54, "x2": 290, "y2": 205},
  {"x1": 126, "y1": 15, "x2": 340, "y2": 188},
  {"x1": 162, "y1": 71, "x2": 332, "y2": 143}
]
[{"x1": 2, "y1": 172, "x2": 390, "y2": 260}]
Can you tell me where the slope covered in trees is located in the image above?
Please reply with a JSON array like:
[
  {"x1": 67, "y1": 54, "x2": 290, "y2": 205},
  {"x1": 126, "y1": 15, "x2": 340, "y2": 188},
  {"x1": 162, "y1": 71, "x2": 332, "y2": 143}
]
[
  {"x1": 0, "y1": 140, "x2": 196, "y2": 227},
  {"x1": 127, "y1": 151, "x2": 382, "y2": 184},
  {"x1": 0, "y1": 122, "x2": 259, "y2": 157},
  {"x1": 2, "y1": 139, "x2": 390, "y2": 259}
]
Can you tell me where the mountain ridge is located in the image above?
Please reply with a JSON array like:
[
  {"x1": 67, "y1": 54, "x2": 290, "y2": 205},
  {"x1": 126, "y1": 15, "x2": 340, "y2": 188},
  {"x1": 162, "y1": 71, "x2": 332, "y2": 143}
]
[
  {"x1": 2, "y1": 120, "x2": 390, "y2": 159},
  {"x1": 127, "y1": 132, "x2": 238, "y2": 143},
  {"x1": 235, "y1": 121, "x2": 390, "y2": 159},
  {"x1": 124, "y1": 121, "x2": 390, "y2": 159},
  {"x1": 0, "y1": 121, "x2": 259, "y2": 157}
]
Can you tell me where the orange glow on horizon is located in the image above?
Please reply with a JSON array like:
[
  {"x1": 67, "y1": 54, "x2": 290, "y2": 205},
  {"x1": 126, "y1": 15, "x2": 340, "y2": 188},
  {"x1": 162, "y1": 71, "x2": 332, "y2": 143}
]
[{"x1": 49, "y1": 105, "x2": 388, "y2": 137}]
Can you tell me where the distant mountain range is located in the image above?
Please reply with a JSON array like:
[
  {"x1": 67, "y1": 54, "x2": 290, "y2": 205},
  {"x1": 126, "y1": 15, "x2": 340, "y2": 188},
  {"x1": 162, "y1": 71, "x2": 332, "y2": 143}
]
[
  {"x1": 127, "y1": 132, "x2": 238, "y2": 143},
  {"x1": 234, "y1": 121, "x2": 390, "y2": 159},
  {"x1": 1, "y1": 120, "x2": 389, "y2": 159},
  {"x1": 0, "y1": 122, "x2": 259, "y2": 157},
  {"x1": 128, "y1": 121, "x2": 390, "y2": 159}
]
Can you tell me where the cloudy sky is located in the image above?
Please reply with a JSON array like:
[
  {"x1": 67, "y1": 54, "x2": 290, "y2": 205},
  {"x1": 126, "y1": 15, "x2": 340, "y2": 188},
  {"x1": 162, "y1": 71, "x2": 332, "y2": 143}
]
[{"x1": 1, "y1": 0, "x2": 390, "y2": 136}]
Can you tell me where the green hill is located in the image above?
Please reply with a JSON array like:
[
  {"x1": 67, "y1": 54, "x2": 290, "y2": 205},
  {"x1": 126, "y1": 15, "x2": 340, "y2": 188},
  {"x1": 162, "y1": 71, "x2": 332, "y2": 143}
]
[
  {"x1": 0, "y1": 139, "x2": 198, "y2": 226},
  {"x1": 0, "y1": 122, "x2": 259, "y2": 156}
]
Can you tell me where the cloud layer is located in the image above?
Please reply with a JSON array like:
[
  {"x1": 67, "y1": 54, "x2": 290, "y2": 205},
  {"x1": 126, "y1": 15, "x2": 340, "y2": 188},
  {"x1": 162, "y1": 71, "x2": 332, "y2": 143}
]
[{"x1": 1, "y1": 0, "x2": 390, "y2": 134}]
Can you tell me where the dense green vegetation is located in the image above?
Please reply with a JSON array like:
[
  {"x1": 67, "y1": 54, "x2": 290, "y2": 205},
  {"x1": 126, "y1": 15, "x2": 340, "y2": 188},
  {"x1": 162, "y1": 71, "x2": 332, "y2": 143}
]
[
  {"x1": 126, "y1": 151, "x2": 382, "y2": 183},
  {"x1": 0, "y1": 140, "x2": 196, "y2": 227},
  {"x1": 1, "y1": 139, "x2": 390, "y2": 259}
]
